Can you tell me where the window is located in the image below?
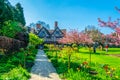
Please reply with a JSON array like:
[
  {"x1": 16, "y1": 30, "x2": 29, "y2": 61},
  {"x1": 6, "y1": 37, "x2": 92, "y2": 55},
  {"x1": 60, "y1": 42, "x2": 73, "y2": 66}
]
[{"x1": 39, "y1": 31, "x2": 46, "y2": 37}]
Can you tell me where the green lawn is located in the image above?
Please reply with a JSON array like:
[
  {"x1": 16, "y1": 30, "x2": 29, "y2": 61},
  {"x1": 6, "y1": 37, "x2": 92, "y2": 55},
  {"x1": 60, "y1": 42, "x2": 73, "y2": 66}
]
[
  {"x1": 106, "y1": 48, "x2": 120, "y2": 54},
  {"x1": 98, "y1": 48, "x2": 119, "y2": 54},
  {"x1": 79, "y1": 47, "x2": 120, "y2": 67},
  {"x1": 44, "y1": 47, "x2": 120, "y2": 80},
  {"x1": 79, "y1": 47, "x2": 120, "y2": 54}
]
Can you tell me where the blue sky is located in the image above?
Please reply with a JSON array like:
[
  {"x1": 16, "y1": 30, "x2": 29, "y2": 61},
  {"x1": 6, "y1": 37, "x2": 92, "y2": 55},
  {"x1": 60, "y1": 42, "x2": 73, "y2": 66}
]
[{"x1": 9, "y1": 0, "x2": 120, "y2": 34}]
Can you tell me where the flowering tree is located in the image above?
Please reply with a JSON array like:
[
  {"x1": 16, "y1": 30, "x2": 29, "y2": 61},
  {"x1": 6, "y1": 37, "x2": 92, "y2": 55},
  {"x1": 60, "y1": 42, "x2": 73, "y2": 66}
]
[
  {"x1": 84, "y1": 26, "x2": 107, "y2": 51},
  {"x1": 106, "y1": 33, "x2": 120, "y2": 46},
  {"x1": 98, "y1": 7, "x2": 120, "y2": 45},
  {"x1": 59, "y1": 30, "x2": 93, "y2": 46},
  {"x1": 98, "y1": 17, "x2": 120, "y2": 37},
  {"x1": 58, "y1": 31, "x2": 73, "y2": 44},
  {"x1": 58, "y1": 30, "x2": 93, "y2": 67}
]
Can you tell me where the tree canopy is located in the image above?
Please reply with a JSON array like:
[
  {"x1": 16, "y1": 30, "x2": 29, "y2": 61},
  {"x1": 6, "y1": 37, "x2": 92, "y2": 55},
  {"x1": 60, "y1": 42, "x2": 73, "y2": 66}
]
[{"x1": 0, "y1": 0, "x2": 26, "y2": 26}]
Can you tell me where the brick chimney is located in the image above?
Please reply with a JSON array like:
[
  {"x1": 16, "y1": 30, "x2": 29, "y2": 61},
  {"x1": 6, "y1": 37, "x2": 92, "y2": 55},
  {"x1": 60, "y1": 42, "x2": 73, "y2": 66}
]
[
  {"x1": 36, "y1": 23, "x2": 41, "y2": 29},
  {"x1": 54, "y1": 21, "x2": 58, "y2": 28}
]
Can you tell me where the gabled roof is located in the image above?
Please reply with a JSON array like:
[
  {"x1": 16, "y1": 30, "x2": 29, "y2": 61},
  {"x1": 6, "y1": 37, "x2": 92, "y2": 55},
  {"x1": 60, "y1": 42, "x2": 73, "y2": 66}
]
[
  {"x1": 61, "y1": 29, "x2": 66, "y2": 35},
  {"x1": 37, "y1": 27, "x2": 50, "y2": 38},
  {"x1": 51, "y1": 27, "x2": 64, "y2": 38},
  {"x1": 49, "y1": 30, "x2": 54, "y2": 34}
]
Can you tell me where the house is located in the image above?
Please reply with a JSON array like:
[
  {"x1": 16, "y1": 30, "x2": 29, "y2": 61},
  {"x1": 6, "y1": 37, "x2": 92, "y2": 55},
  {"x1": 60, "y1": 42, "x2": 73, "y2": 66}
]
[{"x1": 36, "y1": 21, "x2": 66, "y2": 44}]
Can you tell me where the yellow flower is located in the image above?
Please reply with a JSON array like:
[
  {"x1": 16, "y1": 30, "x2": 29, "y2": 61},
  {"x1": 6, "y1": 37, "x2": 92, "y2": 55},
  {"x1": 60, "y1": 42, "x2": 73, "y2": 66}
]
[
  {"x1": 111, "y1": 67, "x2": 116, "y2": 71},
  {"x1": 115, "y1": 76, "x2": 119, "y2": 79},
  {"x1": 106, "y1": 71, "x2": 111, "y2": 74}
]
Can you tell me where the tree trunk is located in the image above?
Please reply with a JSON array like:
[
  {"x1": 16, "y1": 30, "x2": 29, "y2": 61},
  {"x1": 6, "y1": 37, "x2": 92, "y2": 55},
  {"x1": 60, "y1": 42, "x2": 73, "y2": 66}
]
[
  {"x1": 68, "y1": 54, "x2": 71, "y2": 70},
  {"x1": 89, "y1": 47, "x2": 92, "y2": 65}
]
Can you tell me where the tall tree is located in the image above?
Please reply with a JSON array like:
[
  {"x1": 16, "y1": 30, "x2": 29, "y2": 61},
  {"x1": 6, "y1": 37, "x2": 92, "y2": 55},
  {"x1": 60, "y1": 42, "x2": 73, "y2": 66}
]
[
  {"x1": 15, "y1": 3, "x2": 26, "y2": 26},
  {"x1": 84, "y1": 25, "x2": 102, "y2": 42},
  {"x1": 0, "y1": 0, "x2": 13, "y2": 24},
  {"x1": 0, "y1": 1, "x2": 26, "y2": 26}
]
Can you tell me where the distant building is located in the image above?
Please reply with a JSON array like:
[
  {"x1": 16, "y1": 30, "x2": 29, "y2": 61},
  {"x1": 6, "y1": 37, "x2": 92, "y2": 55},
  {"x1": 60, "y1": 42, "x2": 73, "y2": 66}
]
[
  {"x1": 37, "y1": 21, "x2": 66, "y2": 43},
  {"x1": 28, "y1": 21, "x2": 66, "y2": 44}
]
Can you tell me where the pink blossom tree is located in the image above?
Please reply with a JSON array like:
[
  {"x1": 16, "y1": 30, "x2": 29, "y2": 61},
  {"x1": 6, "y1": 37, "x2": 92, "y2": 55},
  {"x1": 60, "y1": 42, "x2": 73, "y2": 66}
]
[
  {"x1": 59, "y1": 29, "x2": 93, "y2": 46},
  {"x1": 98, "y1": 7, "x2": 120, "y2": 45},
  {"x1": 58, "y1": 30, "x2": 93, "y2": 66},
  {"x1": 84, "y1": 26, "x2": 106, "y2": 51},
  {"x1": 106, "y1": 33, "x2": 120, "y2": 46}
]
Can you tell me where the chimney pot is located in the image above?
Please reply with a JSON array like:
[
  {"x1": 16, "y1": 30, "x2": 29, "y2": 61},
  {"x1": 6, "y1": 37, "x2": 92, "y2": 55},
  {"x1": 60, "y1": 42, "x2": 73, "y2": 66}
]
[
  {"x1": 54, "y1": 21, "x2": 58, "y2": 28},
  {"x1": 36, "y1": 24, "x2": 41, "y2": 29}
]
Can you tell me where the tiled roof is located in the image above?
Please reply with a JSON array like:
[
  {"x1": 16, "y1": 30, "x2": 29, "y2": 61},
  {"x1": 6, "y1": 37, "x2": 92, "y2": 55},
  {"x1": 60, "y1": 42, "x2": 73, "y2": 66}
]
[{"x1": 38, "y1": 26, "x2": 66, "y2": 38}]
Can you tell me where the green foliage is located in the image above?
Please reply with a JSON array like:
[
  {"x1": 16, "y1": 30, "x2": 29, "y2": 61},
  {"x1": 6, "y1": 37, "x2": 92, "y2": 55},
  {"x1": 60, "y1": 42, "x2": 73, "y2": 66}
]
[
  {"x1": 29, "y1": 33, "x2": 43, "y2": 46},
  {"x1": 15, "y1": 3, "x2": 26, "y2": 26},
  {"x1": 0, "y1": 67, "x2": 30, "y2": 80},
  {"x1": 0, "y1": 0, "x2": 13, "y2": 23},
  {"x1": 0, "y1": 44, "x2": 38, "y2": 79},
  {"x1": 0, "y1": 0, "x2": 37, "y2": 79},
  {"x1": 0, "y1": 20, "x2": 23, "y2": 38},
  {"x1": 0, "y1": 0, "x2": 26, "y2": 26}
]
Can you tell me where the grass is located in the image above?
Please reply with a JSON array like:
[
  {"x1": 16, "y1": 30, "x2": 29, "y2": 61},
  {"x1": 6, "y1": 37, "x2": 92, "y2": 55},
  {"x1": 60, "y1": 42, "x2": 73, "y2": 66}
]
[
  {"x1": 44, "y1": 46, "x2": 120, "y2": 80},
  {"x1": 98, "y1": 48, "x2": 119, "y2": 54},
  {"x1": 79, "y1": 47, "x2": 120, "y2": 54},
  {"x1": 79, "y1": 47, "x2": 120, "y2": 67}
]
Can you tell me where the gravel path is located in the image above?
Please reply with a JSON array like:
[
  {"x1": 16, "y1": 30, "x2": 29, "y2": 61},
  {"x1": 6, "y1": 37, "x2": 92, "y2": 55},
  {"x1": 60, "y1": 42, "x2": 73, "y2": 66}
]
[{"x1": 29, "y1": 50, "x2": 61, "y2": 80}]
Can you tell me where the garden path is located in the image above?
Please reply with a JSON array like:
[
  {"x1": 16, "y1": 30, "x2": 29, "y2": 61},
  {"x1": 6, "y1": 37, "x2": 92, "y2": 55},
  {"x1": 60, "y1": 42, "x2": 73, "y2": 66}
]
[{"x1": 29, "y1": 50, "x2": 61, "y2": 80}]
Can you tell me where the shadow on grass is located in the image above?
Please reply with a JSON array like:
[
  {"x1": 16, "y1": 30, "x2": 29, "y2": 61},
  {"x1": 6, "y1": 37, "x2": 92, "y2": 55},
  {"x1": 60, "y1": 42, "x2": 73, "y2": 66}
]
[
  {"x1": 79, "y1": 51, "x2": 102, "y2": 55},
  {"x1": 107, "y1": 50, "x2": 120, "y2": 52}
]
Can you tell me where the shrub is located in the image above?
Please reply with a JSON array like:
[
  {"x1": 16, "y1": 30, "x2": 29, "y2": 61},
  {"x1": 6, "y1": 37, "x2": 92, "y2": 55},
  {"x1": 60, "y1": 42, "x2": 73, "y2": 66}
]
[
  {"x1": 0, "y1": 36, "x2": 25, "y2": 54},
  {"x1": 0, "y1": 67, "x2": 30, "y2": 80},
  {"x1": 29, "y1": 33, "x2": 43, "y2": 46},
  {"x1": 0, "y1": 44, "x2": 38, "y2": 79},
  {"x1": 15, "y1": 32, "x2": 29, "y2": 48}
]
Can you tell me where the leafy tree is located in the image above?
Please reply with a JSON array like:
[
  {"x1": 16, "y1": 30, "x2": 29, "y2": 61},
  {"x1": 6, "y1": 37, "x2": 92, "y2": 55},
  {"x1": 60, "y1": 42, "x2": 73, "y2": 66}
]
[
  {"x1": 0, "y1": 0, "x2": 14, "y2": 23},
  {"x1": 0, "y1": 0, "x2": 26, "y2": 26},
  {"x1": 84, "y1": 25, "x2": 101, "y2": 42},
  {"x1": 15, "y1": 3, "x2": 26, "y2": 26},
  {"x1": 84, "y1": 25, "x2": 105, "y2": 50},
  {"x1": 0, "y1": 20, "x2": 23, "y2": 38}
]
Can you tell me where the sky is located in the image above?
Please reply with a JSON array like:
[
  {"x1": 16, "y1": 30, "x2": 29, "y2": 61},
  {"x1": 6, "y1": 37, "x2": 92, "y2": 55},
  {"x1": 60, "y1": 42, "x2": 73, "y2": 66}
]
[{"x1": 9, "y1": 0, "x2": 120, "y2": 34}]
